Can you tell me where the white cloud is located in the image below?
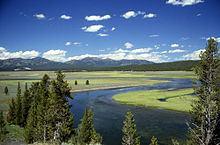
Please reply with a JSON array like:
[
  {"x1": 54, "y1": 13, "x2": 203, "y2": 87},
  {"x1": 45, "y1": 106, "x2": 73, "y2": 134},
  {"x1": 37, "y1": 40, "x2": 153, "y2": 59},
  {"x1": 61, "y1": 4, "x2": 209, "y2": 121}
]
[
  {"x1": 122, "y1": 11, "x2": 157, "y2": 19},
  {"x1": 111, "y1": 27, "x2": 116, "y2": 31},
  {"x1": 183, "y1": 49, "x2": 205, "y2": 60},
  {"x1": 33, "y1": 13, "x2": 46, "y2": 20},
  {"x1": 42, "y1": 49, "x2": 66, "y2": 62},
  {"x1": 82, "y1": 25, "x2": 104, "y2": 32},
  {"x1": 124, "y1": 42, "x2": 134, "y2": 49},
  {"x1": 130, "y1": 48, "x2": 152, "y2": 53},
  {"x1": 149, "y1": 34, "x2": 159, "y2": 38},
  {"x1": 97, "y1": 33, "x2": 109, "y2": 37},
  {"x1": 60, "y1": 14, "x2": 72, "y2": 20},
  {"x1": 216, "y1": 37, "x2": 220, "y2": 43},
  {"x1": 168, "y1": 49, "x2": 185, "y2": 53},
  {"x1": 65, "y1": 42, "x2": 71, "y2": 46},
  {"x1": 171, "y1": 43, "x2": 179, "y2": 48},
  {"x1": 73, "y1": 42, "x2": 81, "y2": 45},
  {"x1": 85, "y1": 15, "x2": 111, "y2": 21},
  {"x1": 67, "y1": 47, "x2": 166, "y2": 63},
  {"x1": 161, "y1": 49, "x2": 186, "y2": 54},
  {"x1": 0, "y1": 47, "x2": 40, "y2": 60},
  {"x1": 143, "y1": 13, "x2": 157, "y2": 18},
  {"x1": 196, "y1": 13, "x2": 202, "y2": 16},
  {"x1": 122, "y1": 11, "x2": 137, "y2": 19},
  {"x1": 166, "y1": 0, "x2": 204, "y2": 6}
]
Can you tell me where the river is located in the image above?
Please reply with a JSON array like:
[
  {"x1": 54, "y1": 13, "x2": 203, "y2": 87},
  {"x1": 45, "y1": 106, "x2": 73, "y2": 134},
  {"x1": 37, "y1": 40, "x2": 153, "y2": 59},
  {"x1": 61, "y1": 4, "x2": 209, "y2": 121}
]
[{"x1": 69, "y1": 78, "x2": 193, "y2": 145}]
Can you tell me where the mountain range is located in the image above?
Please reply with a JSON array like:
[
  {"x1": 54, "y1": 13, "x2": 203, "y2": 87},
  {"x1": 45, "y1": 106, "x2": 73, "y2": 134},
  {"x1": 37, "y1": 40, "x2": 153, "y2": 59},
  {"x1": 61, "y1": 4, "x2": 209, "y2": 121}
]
[{"x1": 0, "y1": 57, "x2": 153, "y2": 71}]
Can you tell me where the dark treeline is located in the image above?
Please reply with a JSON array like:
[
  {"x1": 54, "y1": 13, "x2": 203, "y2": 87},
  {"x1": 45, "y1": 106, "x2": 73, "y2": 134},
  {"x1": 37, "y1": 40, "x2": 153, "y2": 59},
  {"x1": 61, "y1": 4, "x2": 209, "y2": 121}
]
[{"x1": 98, "y1": 60, "x2": 200, "y2": 71}]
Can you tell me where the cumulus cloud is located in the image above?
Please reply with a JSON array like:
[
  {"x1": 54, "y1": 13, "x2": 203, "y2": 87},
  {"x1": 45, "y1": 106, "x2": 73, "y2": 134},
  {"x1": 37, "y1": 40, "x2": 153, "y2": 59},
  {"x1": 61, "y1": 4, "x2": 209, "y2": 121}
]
[
  {"x1": 183, "y1": 49, "x2": 205, "y2": 60},
  {"x1": 73, "y1": 42, "x2": 81, "y2": 45},
  {"x1": 166, "y1": 0, "x2": 204, "y2": 6},
  {"x1": 82, "y1": 25, "x2": 104, "y2": 32},
  {"x1": 143, "y1": 13, "x2": 157, "y2": 18},
  {"x1": 65, "y1": 42, "x2": 71, "y2": 46},
  {"x1": 97, "y1": 33, "x2": 109, "y2": 37},
  {"x1": 85, "y1": 15, "x2": 111, "y2": 21},
  {"x1": 170, "y1": 43, "x2": 179, "y2": 48},
  {"x1": 42, "y1": 49, "x2": 66, "y2": 62},
  {"x1": 161, "y1": 49, "x2": 186, "y2": 54},
  {"x1": 0, "y1": 47, "x2": 40, "y2": 60},
  {"x1": 122, "y1": 11, "x2": 157, "y2": 19},
  {"x1": 124, "y1": 42, "x2": 134, "y2": 49},
  {"x1": 122, "y1": 11, "x2": 137, "y2": 19},
  {"x1": 33, "y1": 13, "x2": 46, "y2": 20},
  {"x1": 60, "y1": 14, "x2": 72, "y2": 20},
  {"x1": 168, "y1": 49, "x2": 185, "y2": 53},
  {"x1": 67, "y1": 47, "x2": 166, "y2": 63},
  {"x1": 111, "y1": 27, "x2": 116, "y2": 31},
  {"x1": 130, "y1": 48, "x2": 152, "y2": 53},
  {"x1": 196, "y1": 13, "x2": 202, "y2": 16},
  {"x1": 149, "y1": 34, "x2": 159, "y2": 38}
]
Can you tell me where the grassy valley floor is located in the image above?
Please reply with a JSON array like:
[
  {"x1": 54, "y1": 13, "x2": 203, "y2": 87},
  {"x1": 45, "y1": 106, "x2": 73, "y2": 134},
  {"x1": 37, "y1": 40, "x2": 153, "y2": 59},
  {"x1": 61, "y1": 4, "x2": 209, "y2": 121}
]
[
  {"x1": 0, "y1": 71, "x2": 195, "y2": 111},
  {"x1": 112, "y1": 88, "x2": 196, "y2": 112}
]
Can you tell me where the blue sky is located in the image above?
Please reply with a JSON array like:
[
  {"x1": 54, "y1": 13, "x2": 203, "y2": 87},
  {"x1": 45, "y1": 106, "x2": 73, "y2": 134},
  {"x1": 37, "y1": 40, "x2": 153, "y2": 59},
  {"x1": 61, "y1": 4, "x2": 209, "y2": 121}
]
[{"x1": 0, "y1": 0, "x2": 219, "y2": 62}]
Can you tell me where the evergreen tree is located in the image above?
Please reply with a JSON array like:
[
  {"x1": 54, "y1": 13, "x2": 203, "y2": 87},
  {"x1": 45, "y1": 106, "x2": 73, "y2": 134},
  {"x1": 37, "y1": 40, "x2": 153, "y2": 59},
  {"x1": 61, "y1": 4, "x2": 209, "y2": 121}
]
[
  {"x1": 86, "y1": 80, "x2": 89, "y2": 85},
  {"x1": 15, "y1": 82, "x2": 22, "y2": 126},
  {"x1": 75, "y1": 80, "x2": 78, "y2": 85},
  {"x1": 35, "y1": 74, "x2": 50, "y2": 142},
  {"x1": 75, "y1": 108, "x2": 102, "y2": 145},
  {"x1": 21, "y1": 83, "x2": 30, "y2": 127},
  {"x1": 189, "y1": 38, "x2": 220, "y2": 145},
  {"x1": 171, "y1": 139, "x2": 179, "y2": 145},
  {"x1": 7, "y1": 98, "x2": 16, "y2": 124},
  {"x1": 149, "y1": 136, "x2": 158, "y2": 145},
  {"x1": 24, "y1": 82, "x2": 41, "y2": 143},
  {"x1": 0, "y1": 111, "x2": 7, "y2": 142},
  {"x1": 46, "y1": 72, "x2": 74, "y2": 142},
  {"x1": 122, "y1": 111, "x2": 140, "y2": 145},
  {"x1": 4, "y1": 86, "x2": 8, "y2": 95}
]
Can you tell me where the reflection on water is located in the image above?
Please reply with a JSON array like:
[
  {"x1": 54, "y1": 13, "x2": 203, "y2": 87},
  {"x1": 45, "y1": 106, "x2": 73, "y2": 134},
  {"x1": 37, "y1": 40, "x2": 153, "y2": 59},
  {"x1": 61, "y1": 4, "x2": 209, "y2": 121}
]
[{"x1": 69, "y1": 78, "x2": 192, "y2": 145}]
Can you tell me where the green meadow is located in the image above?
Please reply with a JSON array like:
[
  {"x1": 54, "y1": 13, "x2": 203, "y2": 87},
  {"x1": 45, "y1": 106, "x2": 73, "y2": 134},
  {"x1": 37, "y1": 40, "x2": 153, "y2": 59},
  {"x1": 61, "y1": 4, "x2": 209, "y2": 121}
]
[
  {"x1": 112, "y1": 88, "x2": 196, "y2": 112},
  {"x1": 0, "y1": 71, "x2": 194, "y2": 111}
]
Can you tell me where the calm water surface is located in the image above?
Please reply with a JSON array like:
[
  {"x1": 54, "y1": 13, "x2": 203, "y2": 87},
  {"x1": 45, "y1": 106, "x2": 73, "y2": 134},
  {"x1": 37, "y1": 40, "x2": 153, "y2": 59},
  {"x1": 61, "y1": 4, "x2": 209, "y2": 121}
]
[{"x1": 69, "y1": 78, "x2": 192, "y2": 145}]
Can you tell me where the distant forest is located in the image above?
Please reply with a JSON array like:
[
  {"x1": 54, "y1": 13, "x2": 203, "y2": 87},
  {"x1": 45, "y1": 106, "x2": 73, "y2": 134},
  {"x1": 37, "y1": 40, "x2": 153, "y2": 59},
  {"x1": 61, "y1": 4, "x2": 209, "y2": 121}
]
[{"x1": 94, "y1": 60, "x2": 200, "y2": 71}]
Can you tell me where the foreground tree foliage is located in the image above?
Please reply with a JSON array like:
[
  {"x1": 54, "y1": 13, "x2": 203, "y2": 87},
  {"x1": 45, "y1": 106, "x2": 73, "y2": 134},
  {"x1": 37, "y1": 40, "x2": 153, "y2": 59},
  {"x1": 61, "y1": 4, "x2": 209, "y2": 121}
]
[
  {"x1": 7, "y1": 98, "x2": 16, "y2": 124},
  {"x1": 15, "y1": 82, "x2": 23, "y2": 126},
  {"x1": 0, "y1": 111, "x2": 7, "y2": 142},
  {"x1": 122, "y1": 111, "x2": 140, "y2": 145},
  {"x1": 5, "y1": 71, "x2": 75, "y2": 144},
  {"x1": 189, "y1": 38, "x2": 220, "y2": 145},
  {"x1": 149, "y1": 136, "x2": 158, "y2": 145},
  {"x1": 73, "y1": 108, "x2": 102, "y2": 145}
]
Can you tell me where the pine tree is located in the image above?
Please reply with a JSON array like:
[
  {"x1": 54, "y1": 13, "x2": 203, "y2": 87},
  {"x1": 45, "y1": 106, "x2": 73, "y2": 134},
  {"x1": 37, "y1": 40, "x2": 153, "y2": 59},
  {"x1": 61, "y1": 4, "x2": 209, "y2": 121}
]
[
  {"x1": 0, "y1": 111, "x2": 7, "y2": 142},
  {"x1": 46, "y1": 72, "x2": 74, "y2": 142},
  {"x1": 189, "y1": 38, "x2": 220, "y2": 145},
  {"x1": 21, "y1": 83, "x2": 30, "y2": 127},
  {"x1": 35, "y1": 74, "x2": 50, "y2": 142},
  {"x1": 122, "y1": 111, "x2": 140, "y2": 145},
  {"x1": 76, "y1": 108, "x2": 102, "y2": 145},
  {"x1": 15, "y1": 82, "x2": 22, "y2": 126},
  {"x1": 149, "y1": 136, "x2": 158, "y2": 145},
  {"x1": 86, "y1": 80, "x2": 89, "y2": 85},
  {"x1": 24, "y1": 82, "x2": 41, "y2": 143},
  {"x1": 7, "y1": 98, "x2": 16, "y2": 124},
  {"x1": 4, "y1": 86, "x2": 8, "y2": 95},
  {"x1": 75, "y1": 80, "x2": 78, "y2": 85}
]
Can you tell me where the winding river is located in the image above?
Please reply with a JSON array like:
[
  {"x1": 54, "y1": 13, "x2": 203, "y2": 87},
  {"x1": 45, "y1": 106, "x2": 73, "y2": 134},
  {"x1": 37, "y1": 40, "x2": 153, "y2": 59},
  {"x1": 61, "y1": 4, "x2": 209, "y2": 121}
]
[{"x1": 69, "y1": 78, "x2": 193, "y2": 145}]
